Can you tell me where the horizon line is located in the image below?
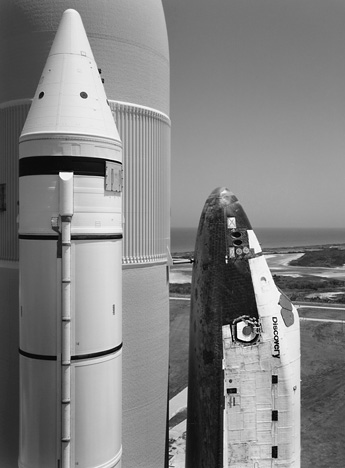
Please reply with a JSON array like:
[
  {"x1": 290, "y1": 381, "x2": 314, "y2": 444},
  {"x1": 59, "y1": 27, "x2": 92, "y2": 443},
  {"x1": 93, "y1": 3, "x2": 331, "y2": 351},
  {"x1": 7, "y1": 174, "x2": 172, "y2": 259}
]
[{"x1": 171, "y1": 226, "x2": 345, "y2": 230}]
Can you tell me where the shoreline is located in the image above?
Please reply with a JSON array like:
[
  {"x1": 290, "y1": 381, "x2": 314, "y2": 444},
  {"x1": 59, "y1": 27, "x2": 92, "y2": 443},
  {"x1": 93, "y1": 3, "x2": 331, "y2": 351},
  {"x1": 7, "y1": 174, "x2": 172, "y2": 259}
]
[
  {"x1": 171, "y1": 242, "x2": 345, "y2": 259},
  {"x1": 170, "y1": 244, "x2": 345, "y2": 304}
]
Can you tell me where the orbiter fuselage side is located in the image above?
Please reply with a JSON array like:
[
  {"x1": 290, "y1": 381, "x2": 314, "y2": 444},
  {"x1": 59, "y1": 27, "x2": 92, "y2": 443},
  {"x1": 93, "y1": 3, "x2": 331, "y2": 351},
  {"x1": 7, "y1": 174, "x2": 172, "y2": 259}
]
[{"x1": 186, "y1": 188, "x2": 300, "y2": 468}]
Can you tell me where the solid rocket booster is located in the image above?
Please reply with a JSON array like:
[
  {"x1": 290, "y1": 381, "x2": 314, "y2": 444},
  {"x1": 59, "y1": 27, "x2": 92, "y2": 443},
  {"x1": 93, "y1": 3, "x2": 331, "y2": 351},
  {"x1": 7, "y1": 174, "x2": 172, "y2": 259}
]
[
  {"x1": 186, "y1": 188, "x2": 300, "y2": 468},
  {"x1": 18, "y1": 9, "x2": 122, "y2": 468}
]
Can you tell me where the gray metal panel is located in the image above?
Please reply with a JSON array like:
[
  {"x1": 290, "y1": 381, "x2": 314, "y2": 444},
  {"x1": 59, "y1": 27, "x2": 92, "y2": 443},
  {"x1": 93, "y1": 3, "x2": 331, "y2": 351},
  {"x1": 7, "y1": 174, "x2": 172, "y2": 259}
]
[
  {"x1": 122, "y1": 264, "x2": 169, "y2": 468},
  {"x1": 0, "y1": 267, "x2": 19, "y2": 467}
]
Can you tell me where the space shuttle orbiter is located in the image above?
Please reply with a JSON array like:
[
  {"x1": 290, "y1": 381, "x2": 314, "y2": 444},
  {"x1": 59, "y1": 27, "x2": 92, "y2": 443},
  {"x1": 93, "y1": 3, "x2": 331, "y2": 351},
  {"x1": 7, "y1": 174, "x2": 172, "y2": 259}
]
[{"x1": 186, "y1": 187, "x2": 300, "y2": 468}]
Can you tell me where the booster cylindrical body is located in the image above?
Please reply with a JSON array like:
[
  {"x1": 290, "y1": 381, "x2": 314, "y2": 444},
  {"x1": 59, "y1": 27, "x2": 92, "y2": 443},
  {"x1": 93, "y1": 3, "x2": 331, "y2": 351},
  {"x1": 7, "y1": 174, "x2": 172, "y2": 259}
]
[
  {"x1": 19, "y1": 147, "x2": 123, "y2": 468},
  {"x1": 18, "y1": 10, "x2": 122, "y2": 468}
]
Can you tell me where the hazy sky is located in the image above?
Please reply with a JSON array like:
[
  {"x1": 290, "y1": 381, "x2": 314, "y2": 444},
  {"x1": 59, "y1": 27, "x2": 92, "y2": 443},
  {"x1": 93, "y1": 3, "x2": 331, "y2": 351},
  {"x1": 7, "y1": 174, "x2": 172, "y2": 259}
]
[{"x1": 162, "y1": 0, "x2": 345, "y2": 229}]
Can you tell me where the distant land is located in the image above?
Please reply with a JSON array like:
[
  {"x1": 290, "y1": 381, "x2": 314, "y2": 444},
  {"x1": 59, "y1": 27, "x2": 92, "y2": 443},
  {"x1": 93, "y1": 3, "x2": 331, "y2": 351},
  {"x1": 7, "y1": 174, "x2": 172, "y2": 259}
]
[
  {"x1": 172, "y1": 244, "x2": 345, "y2": 263},
  {"x1": 170, "y1": 246, "x2": 345, "y2": 304},
  {"x1": 172, "y1": 243, "x2": 345, "y2": 259}
]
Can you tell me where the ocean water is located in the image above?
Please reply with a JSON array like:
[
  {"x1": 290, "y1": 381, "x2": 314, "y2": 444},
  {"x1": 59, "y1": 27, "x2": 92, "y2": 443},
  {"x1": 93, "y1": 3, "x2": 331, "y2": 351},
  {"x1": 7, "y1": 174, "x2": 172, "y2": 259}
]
[{"x1": 171, "y1": 227, "x2": 345, "y2": 253}]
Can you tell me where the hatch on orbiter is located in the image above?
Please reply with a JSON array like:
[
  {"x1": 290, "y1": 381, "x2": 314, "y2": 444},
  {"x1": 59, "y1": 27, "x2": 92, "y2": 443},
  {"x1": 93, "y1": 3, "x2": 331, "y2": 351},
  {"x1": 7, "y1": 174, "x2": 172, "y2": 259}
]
[{"x1": 231, "y1": 316, "x2": 261, "y2": 344}]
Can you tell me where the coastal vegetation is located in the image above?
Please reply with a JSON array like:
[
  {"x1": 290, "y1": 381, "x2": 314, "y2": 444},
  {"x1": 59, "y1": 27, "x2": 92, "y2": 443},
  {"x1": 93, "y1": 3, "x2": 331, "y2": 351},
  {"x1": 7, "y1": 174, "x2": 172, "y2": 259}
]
[
  {"x1": 170, "y1": 283, "x2": 191, "y2": 295},
  {"x1": 170, "y1": 247, "x2": 345, "y2": 303},
  {"x1": 289, "y1": 247, "x2": 345, "y2": 268}
]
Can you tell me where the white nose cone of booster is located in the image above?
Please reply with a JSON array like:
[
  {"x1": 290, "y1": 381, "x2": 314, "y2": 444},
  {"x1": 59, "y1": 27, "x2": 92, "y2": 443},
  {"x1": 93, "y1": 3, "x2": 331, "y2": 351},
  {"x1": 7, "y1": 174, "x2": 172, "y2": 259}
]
[
  {"x1": 19, "y1": 9, "x2": 122, "y2": 468},
  {"x1": 20, "y1": 8, "x2": 120, "y2": 144}
]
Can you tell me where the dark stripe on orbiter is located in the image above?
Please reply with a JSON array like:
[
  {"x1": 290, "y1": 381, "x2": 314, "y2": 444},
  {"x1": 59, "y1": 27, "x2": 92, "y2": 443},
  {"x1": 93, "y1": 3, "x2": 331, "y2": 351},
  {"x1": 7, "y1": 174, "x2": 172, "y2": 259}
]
[
  {"x1": 19, "y1": 234, "x2": 123, "y2": 240},
  {"x1": 19, "y1": 156, "x2": 121, "y2": 177},
  {"x1": 19, "y1": 343, "x2": 123, "y2": 361}
]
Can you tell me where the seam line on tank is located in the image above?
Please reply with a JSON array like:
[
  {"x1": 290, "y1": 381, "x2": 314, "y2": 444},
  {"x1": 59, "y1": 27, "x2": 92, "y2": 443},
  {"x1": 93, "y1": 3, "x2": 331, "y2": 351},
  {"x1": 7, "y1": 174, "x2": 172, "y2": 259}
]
[
  {"x1": 71, "y1": 343, "x2": 123, "y2": 361},
  {"x1": 19, "y1": 343, "x2": 123, "y2": 361},
  {"x1": 18, "y1": 234, "x2": 123, "y2": 240},
  {"x1": 19, "y1": 349, "x2": 57, "y2": 361}
]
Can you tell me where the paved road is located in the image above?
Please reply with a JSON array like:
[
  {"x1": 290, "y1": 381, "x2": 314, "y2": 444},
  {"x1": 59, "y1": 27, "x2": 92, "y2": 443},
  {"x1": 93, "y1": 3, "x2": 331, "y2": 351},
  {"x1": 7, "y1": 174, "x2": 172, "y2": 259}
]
[
  {"x1": 300, "y1": 317, "x2": 345, "y2": 323},
  {"x1": 295, "y1": 301, "x2": 345, "y2": 321},
  {"x1": 296, "y1": 301, "x2": 345, "y2": 310},
  {"x1": 171, "y1": 296, "x2": 345, "y2": 309}
]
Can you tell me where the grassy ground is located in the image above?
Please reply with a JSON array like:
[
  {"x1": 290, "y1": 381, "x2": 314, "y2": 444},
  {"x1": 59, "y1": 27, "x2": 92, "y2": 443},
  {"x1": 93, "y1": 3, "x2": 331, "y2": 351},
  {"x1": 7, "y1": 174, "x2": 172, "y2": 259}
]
[
  {"x1": 169, "y1": 298, "x2": 345, "y2": 468},
  {"x1": 301, "y1": 320, "x2": 345, "y2": 467},
  {"x1": 169, "y1": 300, "x2": 190, "y2": 400},
  {"x1": 170, "y1": 275, "x2": 345, "y2": 303},
  {"x1": 274, "y1": 275, "x2": 345, "y2": 303}
]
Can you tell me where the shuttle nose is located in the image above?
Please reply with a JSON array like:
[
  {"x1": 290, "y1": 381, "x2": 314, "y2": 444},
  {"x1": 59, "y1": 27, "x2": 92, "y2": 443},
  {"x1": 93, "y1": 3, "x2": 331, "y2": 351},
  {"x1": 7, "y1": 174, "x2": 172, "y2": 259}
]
[
  {"x1": 206, "y1": 187, "x2": 252, "y2": 229},
  {"x1": 208, "y1": 187, "x2": 236, "y2": 205}
]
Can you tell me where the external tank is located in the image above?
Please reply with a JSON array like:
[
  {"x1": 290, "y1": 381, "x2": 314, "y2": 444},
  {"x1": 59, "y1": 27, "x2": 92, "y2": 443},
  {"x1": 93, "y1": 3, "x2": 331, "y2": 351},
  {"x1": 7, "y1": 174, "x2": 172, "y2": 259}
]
[{"x1": 0, "y1": 2, "x2": 170, "y2": 467}]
